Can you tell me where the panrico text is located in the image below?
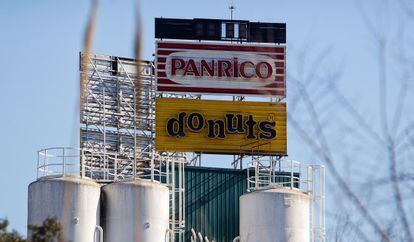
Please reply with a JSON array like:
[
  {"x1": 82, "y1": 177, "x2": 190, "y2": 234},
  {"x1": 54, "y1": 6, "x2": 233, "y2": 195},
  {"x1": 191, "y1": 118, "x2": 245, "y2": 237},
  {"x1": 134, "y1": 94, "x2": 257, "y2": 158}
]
[{"x1": 170, "y1": 57, "x2": 274, "y2": 79}]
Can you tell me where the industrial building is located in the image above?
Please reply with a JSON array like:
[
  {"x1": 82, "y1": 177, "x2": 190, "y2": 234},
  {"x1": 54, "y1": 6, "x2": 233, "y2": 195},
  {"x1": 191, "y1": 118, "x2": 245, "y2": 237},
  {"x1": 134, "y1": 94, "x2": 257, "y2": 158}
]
[{"x1": 28, "y1": 17, "x2": 325, "y2": 242}]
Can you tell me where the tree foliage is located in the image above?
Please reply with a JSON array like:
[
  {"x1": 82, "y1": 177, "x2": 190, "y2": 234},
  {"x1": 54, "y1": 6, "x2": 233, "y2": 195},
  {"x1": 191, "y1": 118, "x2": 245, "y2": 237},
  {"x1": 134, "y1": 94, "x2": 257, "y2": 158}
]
[
  {"x1": 0, "y1": 218, "x2": 25, "y2": 242},
  {"x1": 0, "y1": 217, "x2": 63, "y2": 242},
  {"x1": 28, "y1": 218, "x2": 63, "y2": 242}
]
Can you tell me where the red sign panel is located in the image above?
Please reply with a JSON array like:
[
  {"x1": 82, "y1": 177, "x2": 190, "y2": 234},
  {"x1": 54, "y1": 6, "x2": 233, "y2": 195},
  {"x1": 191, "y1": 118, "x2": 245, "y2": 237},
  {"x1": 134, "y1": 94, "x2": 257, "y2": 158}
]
[{"x1": 156, "y1": 41, "x2": 286, "y2": 97}]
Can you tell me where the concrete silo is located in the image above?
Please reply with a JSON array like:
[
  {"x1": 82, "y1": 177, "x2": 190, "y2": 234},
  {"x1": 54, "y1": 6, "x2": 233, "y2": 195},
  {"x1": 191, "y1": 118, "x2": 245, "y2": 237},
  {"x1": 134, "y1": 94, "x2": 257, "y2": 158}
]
[
  {"x1": 27, "y1": 175, "x2": 101, "y2": 242},
  {"x1": 102, "y1": 179, "x2": 170, "y2": 242},
  {"x1": 239, "y1": 188, "x2": 310, "y2": 242}
]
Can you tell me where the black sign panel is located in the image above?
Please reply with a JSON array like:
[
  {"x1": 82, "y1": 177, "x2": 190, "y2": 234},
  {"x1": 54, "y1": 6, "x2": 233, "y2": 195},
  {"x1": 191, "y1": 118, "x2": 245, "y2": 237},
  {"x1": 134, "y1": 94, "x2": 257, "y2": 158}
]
[
  {"x1": 155, "y1": 18, "x2": 195, "y2": 40},
  {"x1": 249, "y1": 22, "x2": 286, "y2": 43},
  {"x1": 193, "y1": 19, "x2": 222, "y2": 40},
  {"x1": 155, "y1": 18, "x2": 286, "y2": 44}
]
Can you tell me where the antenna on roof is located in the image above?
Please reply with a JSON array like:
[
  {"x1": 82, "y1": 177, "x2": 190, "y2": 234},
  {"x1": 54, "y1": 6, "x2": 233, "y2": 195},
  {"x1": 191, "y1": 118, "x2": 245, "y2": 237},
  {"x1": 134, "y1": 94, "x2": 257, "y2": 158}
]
[{"x1": 229, "y1": 1, "x2": 236, "y2": 20}]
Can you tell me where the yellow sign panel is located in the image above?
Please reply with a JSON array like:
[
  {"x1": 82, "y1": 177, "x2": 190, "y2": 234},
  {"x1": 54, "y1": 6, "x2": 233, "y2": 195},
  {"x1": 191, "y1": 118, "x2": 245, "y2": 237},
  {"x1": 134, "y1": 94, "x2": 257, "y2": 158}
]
[{"x1": 156, "y1": 98, "x2": 287, "y2": 155}]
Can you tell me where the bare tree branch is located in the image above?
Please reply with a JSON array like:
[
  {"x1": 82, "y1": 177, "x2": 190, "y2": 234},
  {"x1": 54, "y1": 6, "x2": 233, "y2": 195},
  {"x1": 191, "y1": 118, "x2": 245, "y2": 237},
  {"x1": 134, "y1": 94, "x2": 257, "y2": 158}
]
[
  {"x1": 80, "y1": 0, "x2": 98, "y2": 108},
  {"x1": 398, "y1": 0, "x2": 414, "y2": 20},
  {"x1": 288, "y1": 114, "x2": 390, "y2": 241},
  {"x1": 134, "y1": 0, "x2": 142, "y2": 108},
  {"x1": 329, "y1": 84, "x2": 386, "y2": 146},
  {"x1": 388, "y1": 138, "x2": 413, "y2": 241}
]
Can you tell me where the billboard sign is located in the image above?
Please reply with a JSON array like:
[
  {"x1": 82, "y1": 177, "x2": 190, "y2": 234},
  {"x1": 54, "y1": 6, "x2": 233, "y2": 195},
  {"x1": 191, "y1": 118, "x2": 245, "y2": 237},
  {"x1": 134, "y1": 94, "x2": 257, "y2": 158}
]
[
  {"x1": 156, "y1": 98, "x2": 287, "y2": 155},
  {"x1": 156, "y1": 41, "x2": 286, "y2": 97}
]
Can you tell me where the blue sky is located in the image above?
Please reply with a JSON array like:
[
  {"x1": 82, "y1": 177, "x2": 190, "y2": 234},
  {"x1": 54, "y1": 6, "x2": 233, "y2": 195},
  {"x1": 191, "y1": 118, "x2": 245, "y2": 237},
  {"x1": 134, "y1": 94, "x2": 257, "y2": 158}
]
[{"x1": 0, "y1": 0, "x2": 405, "y2": 235}]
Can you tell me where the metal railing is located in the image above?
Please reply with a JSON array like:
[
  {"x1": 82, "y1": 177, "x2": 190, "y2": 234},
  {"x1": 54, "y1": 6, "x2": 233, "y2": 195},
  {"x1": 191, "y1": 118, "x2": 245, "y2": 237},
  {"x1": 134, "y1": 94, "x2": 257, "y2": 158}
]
[
  {"x1": 37, "y1": 147, "x2": 177, "y2": 182},
  {"x1": 247, "y1": 158, "x2": 302, "y2": 191},
  {"x1": 37, "y1": 147, "x2": 85, "y2": 179}
]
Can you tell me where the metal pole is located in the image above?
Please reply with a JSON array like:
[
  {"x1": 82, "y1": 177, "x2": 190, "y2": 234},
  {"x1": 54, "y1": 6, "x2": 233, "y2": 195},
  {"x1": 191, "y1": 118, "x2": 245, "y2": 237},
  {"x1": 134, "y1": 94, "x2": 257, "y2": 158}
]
[
  {"x1": 36, "y1": 151, "x2": 40, "y2": 179},
  {"x1": 178, "y1": 156, "x2": 182, "y2": 227},
  {"x1": 133, "y1": 72, "x2": 137, "y2": 179},
  {"x1": 290, "y1": 160, "x2": 293, "y2": 189},
  {"x1": 172, "y1": 158, "x2": 176, "y2": 242},
  {"x1": 182, "y1": 157, "x2": 186, "y2": 242},
  {"x1": 62, "y1": 148, "x2": 66, "y2": 175},
  {"x1": 240, "y1": 155, "x2": 243, "y2": 169},
  {"x1": 321, "y1": 166, "x2": 326, "y2": 242},
  {"x1": 307, "y1": 166, "x2": 310, "y2": 193},
  {"x1": 312, "y1": 166, "x2": 316, "y2": 242},
  {"x1": 255, "y1": 158, "x2": 259, "y2": 189},
  {"x1": 81, "y1": 149, "x2": 85, "y2": 178},
  {"x1": 114, "y1": 154, "x2": 118, "y2": 181},
  {"x1": 178, "y1": 157, "x2": 183, "y2": 242},
  {"x1": 247, "y1": 164, "x2": 250, "y2": 191},
  {"x1": 44, "y1": 149, "x2": 48, "y2": 176},
  {"x1": 229, "y1": 4, "x2": 236, "y2": 21},
  {"x1": 151, "y1": 152, "x2": 154, "y2": 181}
]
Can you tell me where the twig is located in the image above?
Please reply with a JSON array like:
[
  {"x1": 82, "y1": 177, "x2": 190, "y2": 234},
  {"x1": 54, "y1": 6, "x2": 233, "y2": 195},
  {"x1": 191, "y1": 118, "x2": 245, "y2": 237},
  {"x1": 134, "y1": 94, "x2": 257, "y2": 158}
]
[{"x1": 288, "y1": 114, "x2": 390, "y2": 241}]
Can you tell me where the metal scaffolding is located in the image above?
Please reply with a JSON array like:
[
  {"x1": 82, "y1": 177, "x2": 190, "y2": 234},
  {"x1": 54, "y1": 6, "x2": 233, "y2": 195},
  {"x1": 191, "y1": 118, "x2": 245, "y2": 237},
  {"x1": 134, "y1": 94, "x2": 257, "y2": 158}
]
[
  {"x1": 79, "y1": 53, "x2": 186, "y2": 242},
  {"x1": 79, "y1": 53, "x2": 155, "y2": 181}
]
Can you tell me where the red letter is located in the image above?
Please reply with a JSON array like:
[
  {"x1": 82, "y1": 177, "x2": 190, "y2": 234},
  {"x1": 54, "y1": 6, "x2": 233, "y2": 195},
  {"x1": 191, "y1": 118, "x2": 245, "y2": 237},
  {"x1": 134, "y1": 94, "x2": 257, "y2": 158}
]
[
  {"x1": 200, "y1": 60, "x2": 215, "y2": 76},
  {"x1": 233, "y1": 57, "x2": 239, "y2": 78},
  {"x1": 171, "y1": 58, "x2": 185, "y2": 75},
  {"x1": 183, "y1": 59, "x2": 200, "y2": 76},
  {"x1": 240, "y1": 61, "x2": 255, "y2": 78},
  {"x1": 256, "y1": 62, "x2": 272, "y2": 79},
  {"x1": 218, "y1": 60, "x2": 232, "y2": 77}
]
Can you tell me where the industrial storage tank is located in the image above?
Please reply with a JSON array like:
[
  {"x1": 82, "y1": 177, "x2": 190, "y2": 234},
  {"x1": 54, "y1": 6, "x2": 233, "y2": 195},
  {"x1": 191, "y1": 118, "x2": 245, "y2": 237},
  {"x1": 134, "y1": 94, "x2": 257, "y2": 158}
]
[
  {"x1": 239, "y1": 188, "x2": 309, "y2": 242},
  {"x1": 27, "y1": 175, "x2": 101, "y2": 242},
  {"x1": 102, "y1": 179, "x2": 170, "y2": 242}
]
